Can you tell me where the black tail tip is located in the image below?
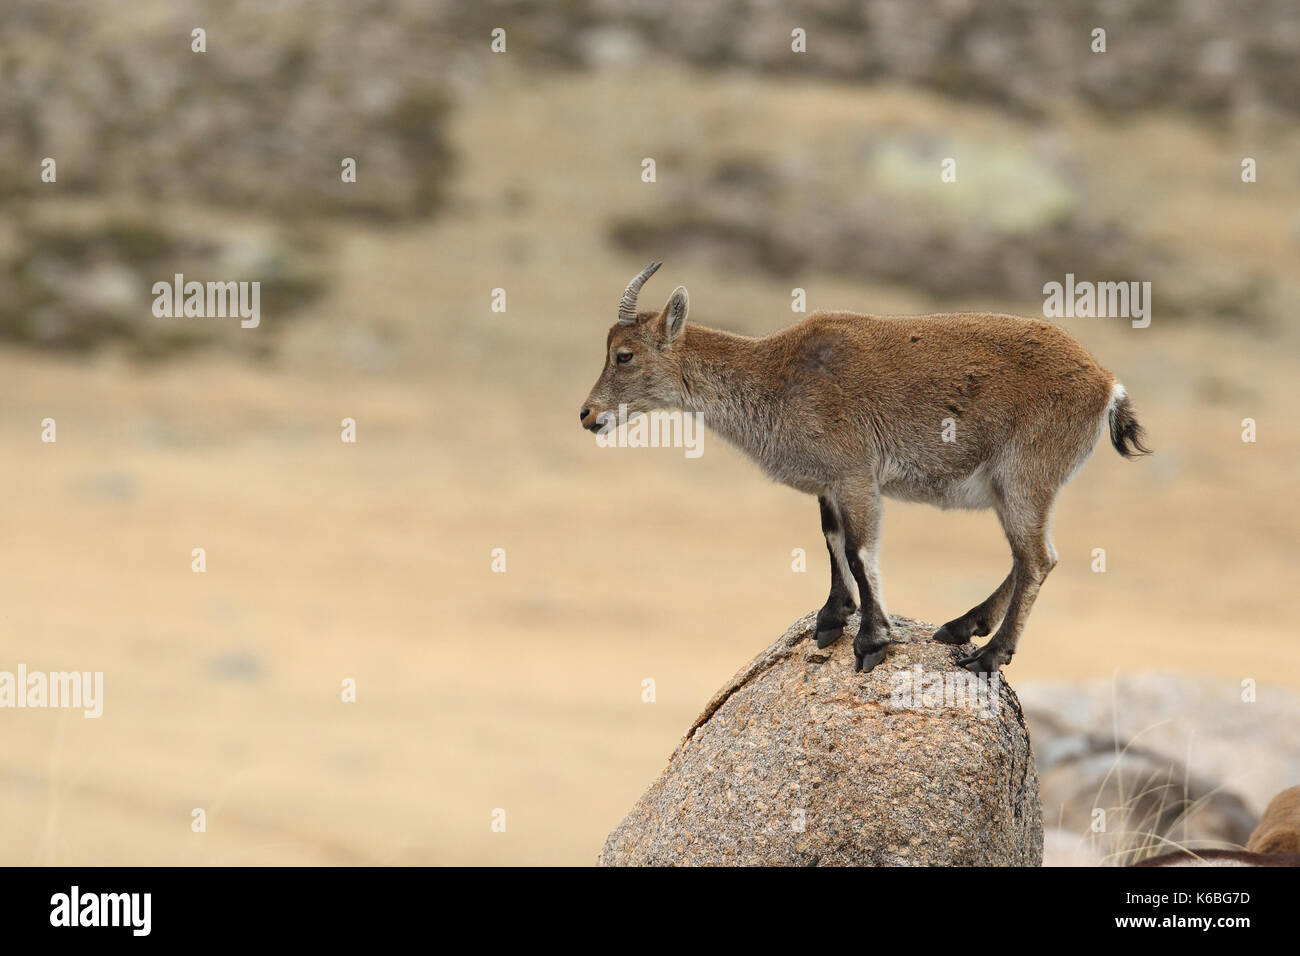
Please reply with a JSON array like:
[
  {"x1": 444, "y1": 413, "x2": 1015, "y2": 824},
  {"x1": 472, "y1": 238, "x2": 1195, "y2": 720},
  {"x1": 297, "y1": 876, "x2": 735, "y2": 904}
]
[{"x1": 1109, "y1": 393, "x2": 1152, "y2": 459}]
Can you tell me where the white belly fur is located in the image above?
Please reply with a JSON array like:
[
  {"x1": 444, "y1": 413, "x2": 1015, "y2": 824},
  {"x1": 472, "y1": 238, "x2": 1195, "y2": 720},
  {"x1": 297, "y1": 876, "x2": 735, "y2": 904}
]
[{"x1": 879, "y1": 460, "x2": 998, "y2": 511}]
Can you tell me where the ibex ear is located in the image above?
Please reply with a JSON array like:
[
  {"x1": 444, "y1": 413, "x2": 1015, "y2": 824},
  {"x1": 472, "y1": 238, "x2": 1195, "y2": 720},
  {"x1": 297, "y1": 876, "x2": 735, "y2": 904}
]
[{"x1": 662, "y1": 286, "x2": 689, "y2": 343}]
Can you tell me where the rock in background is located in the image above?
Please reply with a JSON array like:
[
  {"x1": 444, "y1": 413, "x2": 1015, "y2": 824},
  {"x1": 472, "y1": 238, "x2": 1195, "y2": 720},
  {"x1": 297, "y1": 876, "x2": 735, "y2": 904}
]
[
  {"x1": 607, "y1": 138, "x2": 1284, "y2": 327},
  {"x1": 600, "y1": 613, "x2": 1042, "y2": 866},
  {"x1": 0, "y1": 0, "x2": 455, "y2": 356},
  {"x1": 0, "y1": 0, "x2": 454, "y2": 217},
  {"x1": 450, "y1": 0, "x2": 1300, "y2": 120},
  {"x1": 1019, "y1": 675, "x2": 1300, "y2": 865}
]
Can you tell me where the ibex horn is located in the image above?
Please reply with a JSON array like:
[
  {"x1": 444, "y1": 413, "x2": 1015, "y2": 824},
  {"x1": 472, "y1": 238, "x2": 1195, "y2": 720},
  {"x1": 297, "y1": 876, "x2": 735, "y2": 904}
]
[{"x1": 618, "y1": 260, "x2": 663, "y2": 325}]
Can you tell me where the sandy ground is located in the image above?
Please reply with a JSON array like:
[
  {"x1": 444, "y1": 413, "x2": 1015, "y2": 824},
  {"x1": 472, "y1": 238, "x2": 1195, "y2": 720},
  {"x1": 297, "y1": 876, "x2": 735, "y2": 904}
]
[{"x1": 2, "y1": 66, "x2": 1297, "y2": 865}]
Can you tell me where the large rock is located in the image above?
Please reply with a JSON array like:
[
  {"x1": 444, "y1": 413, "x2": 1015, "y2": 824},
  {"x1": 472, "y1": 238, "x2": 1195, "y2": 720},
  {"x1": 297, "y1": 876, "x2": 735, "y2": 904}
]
[{"x1": 599, "y1": 612, "x2": 1042, "y2": 866}]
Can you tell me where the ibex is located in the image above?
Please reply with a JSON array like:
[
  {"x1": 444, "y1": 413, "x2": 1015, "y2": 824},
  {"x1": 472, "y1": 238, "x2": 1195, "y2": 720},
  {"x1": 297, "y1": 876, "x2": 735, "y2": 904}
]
[
  {"x1": 1138, "y1": 785, "x2": 1300, "y2": 866},
  {"x1": 580, "y1": 262, "x2": 1149, "y2": 674}
]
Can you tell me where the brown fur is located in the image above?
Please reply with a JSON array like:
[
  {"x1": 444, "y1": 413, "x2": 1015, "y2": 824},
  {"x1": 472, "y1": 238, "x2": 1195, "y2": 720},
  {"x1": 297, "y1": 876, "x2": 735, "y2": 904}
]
[
  {"x1": 581, "y1": 266, "x2": 1148, "y2": 673},
  {"x1": 1245, "y1": 785, "x2": 1300, "y2": 855}
]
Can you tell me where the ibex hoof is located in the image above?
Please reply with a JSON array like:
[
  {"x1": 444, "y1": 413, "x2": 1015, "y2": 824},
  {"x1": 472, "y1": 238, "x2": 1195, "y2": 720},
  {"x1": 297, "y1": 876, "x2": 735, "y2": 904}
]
[
  {"x1": 853, "y1": 646, "x2": 887, "y2": 673},
  {"x1": 853, "y1": 636, "x2": 888, "y2": 673},
  {"x1": 956, "y1": 645, "x2": 1007, "y2": 674},
  {"x1": 931, "y1": 623, "x2": 968, "y2": 645},
  {"x1": 933, "y1": 617, "x2": 989, "y2": 645},
  {"x1": 814, "y1": 625, "x2": 845, "y2": 649}
]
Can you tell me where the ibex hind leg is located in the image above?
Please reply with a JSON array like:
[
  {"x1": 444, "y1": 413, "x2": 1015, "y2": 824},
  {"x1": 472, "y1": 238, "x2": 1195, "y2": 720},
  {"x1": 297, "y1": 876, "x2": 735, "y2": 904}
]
[
  {"x1": 932, "y1": 472, "x2": 1021, "y2": 645},
  {"x1": 957, "y1": 493, "x2": 1058, "y2": 673},
  {"x1": 932, "y1": 572, "x2": 1014, "y2": 645}
]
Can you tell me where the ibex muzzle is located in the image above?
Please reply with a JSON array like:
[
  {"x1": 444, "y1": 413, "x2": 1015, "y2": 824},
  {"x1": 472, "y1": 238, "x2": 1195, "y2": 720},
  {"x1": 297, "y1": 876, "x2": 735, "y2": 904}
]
[{"x1": 581, "y1": 262, "x2": 1149, "y2": 674}]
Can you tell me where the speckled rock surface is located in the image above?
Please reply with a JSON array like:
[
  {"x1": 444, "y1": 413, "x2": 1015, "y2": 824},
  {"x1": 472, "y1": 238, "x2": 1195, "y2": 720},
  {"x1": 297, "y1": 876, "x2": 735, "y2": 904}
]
[{"x1": 599, "y1": 612, "x2": 1043, "y2": 866}]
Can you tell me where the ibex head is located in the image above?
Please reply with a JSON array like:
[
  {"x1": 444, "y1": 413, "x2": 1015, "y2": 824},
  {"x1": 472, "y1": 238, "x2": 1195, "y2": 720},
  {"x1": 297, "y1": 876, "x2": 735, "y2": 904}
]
[{"x1": 579, "y1": 261, "x2": 690, "y2": 432}]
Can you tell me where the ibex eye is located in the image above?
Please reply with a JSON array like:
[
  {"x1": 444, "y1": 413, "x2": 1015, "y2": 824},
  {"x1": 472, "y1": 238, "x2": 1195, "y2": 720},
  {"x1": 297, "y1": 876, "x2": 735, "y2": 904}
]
[{"x1": 616, "y1": 352, "x2": 633, "y2": 364}]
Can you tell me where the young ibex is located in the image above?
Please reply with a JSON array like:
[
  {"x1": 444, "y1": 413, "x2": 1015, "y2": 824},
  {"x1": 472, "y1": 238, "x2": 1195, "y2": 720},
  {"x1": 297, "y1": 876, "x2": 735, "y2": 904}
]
[{"x1": 580, "y1": 262, "x2": 1149, "y2": 673}]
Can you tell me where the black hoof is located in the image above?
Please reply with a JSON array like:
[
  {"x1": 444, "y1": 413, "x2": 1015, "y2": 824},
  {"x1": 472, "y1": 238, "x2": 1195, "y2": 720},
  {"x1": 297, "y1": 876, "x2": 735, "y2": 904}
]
[
  {"x1": 853, "y1": 624, "x2": 890, "y2": 672},
  {"x1": 854, "y1": 644, "x2": 888, "y2": 673},
  {"x1": 933, "y1": 615, "x2": 989, "y2": 645},
  {"x1": 956, "y1": 646, "x2": 1006, "y2": 674},
  {"x1": 931, "y1": 623, "x2": 968, "y2": 645},
  {"x1": 815, "y1": 626, "x2": 845, "y2": 649}
]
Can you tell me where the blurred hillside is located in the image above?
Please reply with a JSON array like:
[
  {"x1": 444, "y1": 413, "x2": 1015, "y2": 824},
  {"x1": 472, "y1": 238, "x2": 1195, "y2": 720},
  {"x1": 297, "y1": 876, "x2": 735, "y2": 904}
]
[
  {"x1": 458, "y1": 0, "x2": 1300, "y2": 118},
  {"x1": 3, "y1": 1, "x2": 1297, "y2": 352},
  {"x1": 1, "y1": 1, "x2": 1297, "y2": 865}
]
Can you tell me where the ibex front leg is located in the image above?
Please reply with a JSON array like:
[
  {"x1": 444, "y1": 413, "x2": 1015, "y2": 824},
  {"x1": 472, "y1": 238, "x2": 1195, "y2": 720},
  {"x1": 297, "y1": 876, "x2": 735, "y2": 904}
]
[
  {"x1": 836, "y1": 480, "x2": 892, "y2": 673},
  {"x1": 814, "y1": 496, "x2": 858, "y2": 648}
]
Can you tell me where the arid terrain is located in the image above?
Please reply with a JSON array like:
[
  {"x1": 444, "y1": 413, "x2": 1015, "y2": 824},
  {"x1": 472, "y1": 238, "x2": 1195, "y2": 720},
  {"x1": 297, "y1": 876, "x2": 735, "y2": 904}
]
[{"x1": 3, "y1": 28, "x2": 1299, "y2": 865}]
